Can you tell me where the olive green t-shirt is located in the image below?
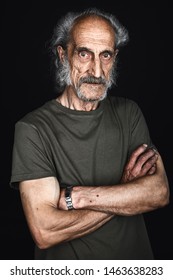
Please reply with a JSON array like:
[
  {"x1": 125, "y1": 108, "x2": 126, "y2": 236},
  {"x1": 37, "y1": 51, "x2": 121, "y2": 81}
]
[{"x1": 10, "y1": 95, "x2": 154, "y2": 259}]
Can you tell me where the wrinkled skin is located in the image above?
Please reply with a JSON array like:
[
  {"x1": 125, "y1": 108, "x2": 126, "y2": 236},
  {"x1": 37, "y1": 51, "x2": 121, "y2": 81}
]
[
  {"x1": 121, "y1": 144, "x2": 158, "y2": 183},
  {"x1": 59, "y1": 144, "x2": 158, "y2": 210}
]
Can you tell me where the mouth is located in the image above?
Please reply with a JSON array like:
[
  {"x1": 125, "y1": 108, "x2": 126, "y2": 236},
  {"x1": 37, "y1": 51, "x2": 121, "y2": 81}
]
[
  {"x1": 84, "y1": 81, "x2": 104, "y2": 85},
  {"x1": 82, "y1": 83, "x2": 105, "y2": 88},
  {"x1": 79, "y1": 82, "x2": 106, "y2": 92},
  {"x1": 76, "y1": 81, "x2": 108, "y2": 102}
]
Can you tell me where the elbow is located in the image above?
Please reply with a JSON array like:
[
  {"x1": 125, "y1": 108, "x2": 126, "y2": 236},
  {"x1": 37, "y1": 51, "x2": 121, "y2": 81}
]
[
  {"x1": 161, "y1": 188, "x2": 170, "y2": 207},
  {"x1": 32, "y1": 227, "x2": 66, "y2": 249},
  {"x1": 32, "y1": 228, "x2": 58, "y2": 250},
  {"x1": 157, "y1": 183, "x2": 170, "y2": 208},
  {"x1": 32, "y1": 228, "x2": 51, "y2": 249},
  {"x1": 36, "y1": 238, "x2": 51, "y2": 250}
]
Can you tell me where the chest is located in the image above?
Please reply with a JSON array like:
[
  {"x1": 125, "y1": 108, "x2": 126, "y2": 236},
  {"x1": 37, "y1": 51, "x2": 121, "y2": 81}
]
[{"x1": 45, "y1": 114, "x2": 129, "y2": 186}]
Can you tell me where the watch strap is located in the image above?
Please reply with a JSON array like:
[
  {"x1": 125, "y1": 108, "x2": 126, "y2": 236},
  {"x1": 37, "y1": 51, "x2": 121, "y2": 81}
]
[{"x1": 65, "y1": 186, "x2": 74, "y2": 210}]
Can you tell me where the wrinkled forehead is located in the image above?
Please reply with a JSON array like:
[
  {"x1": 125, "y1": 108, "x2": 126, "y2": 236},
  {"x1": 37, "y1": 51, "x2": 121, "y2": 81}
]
[{"x1": 70, "y1": 16, "x2": 116, "y2": 47}]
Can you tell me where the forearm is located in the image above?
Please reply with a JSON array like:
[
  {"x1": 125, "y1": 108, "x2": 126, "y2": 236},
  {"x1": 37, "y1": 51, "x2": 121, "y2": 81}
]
[
  {"x1": 19, "y1": 177, "x2": 113, "y2": 250},
  {"x1": 33, "y1": 207, "x2": 113, "y2": 249},
  {"x1": 72, "y1": 180, "x2": 162, "y2": 215},
  {"x1": 71, "y1": 157, "x2": 169, "y2": 215}
]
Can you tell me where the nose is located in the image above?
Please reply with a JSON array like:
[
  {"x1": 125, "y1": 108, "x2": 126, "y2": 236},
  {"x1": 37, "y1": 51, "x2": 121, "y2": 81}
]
[{"x1": 90, "y1": 57, "x2": 103, "y2": 78}]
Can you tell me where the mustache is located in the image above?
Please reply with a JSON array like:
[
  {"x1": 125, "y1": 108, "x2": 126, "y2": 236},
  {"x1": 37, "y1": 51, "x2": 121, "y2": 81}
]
[{"x1": 79, "y1": 76, "x2": 107, "y2": 86}]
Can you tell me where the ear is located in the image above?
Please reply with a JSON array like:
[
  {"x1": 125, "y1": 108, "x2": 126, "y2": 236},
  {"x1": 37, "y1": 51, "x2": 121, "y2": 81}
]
[{"x1": 57, "y1": 46, "x2": 65, "y2": 62}]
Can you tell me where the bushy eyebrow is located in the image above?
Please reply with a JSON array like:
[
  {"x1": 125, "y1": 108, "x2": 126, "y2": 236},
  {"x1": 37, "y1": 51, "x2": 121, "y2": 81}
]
[
  {"x1": 75, "y1": 46, "x2": 115, "y2": 56},
  {"x1": 74, "y1": 47, "x2": 92, "y2": 54}
]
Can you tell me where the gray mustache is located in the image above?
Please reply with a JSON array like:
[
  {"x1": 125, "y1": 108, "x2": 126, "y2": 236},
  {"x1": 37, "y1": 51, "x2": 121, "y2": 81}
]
[{"x1": 79, "y1": 76, "x2": 106, "y2": 85}]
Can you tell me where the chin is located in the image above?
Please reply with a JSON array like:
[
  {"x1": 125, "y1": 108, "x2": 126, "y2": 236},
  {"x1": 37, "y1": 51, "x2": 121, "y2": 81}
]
[
  {"x1": 77, "y1": 84, "x2": 108, "y2": 102},
  {"x1": 77, "y1": 91, "x2": 107, "y2": 102}
]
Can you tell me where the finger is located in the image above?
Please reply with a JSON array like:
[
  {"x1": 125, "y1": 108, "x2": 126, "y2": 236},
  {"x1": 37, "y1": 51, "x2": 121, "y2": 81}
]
[
  {"x1": 129, "y1": 151, "x2": 158, "y2": 178},
  {"x1": 136, "y1": 148, "x2": 157, "y2": 167},
  {"x1": 148, "y1": 164, "x2": 156, "y2": 175},
  {"x1": 125, "y1": 144, "x2": 149, "y2": 170},
  {"x1": 141, "y1": 154, "x2": 158, "y2": 173}
]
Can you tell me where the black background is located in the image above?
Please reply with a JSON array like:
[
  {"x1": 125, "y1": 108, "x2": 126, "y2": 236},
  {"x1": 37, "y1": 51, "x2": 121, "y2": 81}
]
[{"x1": 1, "y1": 1, "x2": 172, "y2": 260}]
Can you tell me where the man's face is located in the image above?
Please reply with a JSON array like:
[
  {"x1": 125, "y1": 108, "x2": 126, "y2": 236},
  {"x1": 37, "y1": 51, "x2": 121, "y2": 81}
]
[{"x1": 66, "y1": 17, "x2": 117, "y2": 102}]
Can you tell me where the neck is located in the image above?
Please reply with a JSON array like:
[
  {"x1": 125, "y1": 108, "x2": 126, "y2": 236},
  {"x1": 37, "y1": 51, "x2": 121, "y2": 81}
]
[{"x1": 56, "y1": 86, "x2": 100, "y2": 111}]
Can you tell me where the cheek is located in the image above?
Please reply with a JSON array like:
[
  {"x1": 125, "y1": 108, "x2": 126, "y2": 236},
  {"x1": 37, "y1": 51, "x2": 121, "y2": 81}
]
[
  {"x1": 104, "y1": 64, "x2": 114, "y2": 78},
  {"x1": 70, "y1": 60, "x2": 89, "y2": 81}
]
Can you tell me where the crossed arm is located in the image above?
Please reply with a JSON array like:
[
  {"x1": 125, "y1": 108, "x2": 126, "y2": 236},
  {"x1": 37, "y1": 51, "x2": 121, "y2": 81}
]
[{"x1": 19, "y1": 144, "x2": 169, "y2": 249}]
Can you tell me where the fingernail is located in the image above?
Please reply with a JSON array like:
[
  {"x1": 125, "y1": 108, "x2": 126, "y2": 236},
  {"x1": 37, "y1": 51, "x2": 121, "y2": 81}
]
[
  {"x1": 143, "y1": 144, "x2": 148, "y2": 147},
  {"x1": 149, "y1": 145, "x2": 158, "y2": 154}
]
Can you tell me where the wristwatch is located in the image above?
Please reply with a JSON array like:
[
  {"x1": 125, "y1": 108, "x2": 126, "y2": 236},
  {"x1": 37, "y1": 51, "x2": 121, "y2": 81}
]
[{"x1": 65, "y1": 186, "x2": 74, "y2": 210}]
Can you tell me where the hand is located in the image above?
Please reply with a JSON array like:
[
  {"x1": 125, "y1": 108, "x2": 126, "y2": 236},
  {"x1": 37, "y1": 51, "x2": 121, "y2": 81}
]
[
  {"x1": 121, "y1": 144, "x2": 158, "y2": 183},
  {"x1": 58, "y1": 144, "x2": 159, "y2": 209}
]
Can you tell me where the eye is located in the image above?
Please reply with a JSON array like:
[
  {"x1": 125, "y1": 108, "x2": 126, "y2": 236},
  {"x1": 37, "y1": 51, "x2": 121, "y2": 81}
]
[
  {"x1": 78, "y1": 51, "x2": 91, "y2": 61},
  {"x1": 100, "y1": 52, "x2": 113, "y2": 63}
]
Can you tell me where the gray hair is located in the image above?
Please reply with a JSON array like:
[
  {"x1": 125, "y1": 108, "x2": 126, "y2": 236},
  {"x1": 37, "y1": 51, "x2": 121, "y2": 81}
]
[{"x1": 48, "y1": 7, "x2": 129, "y2": 91}]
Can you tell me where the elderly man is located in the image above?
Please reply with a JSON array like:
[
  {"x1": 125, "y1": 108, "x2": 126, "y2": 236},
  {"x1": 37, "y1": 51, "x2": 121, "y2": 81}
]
[{"x1": 10, "y1": 8, "x2": 169, "y2": 259}]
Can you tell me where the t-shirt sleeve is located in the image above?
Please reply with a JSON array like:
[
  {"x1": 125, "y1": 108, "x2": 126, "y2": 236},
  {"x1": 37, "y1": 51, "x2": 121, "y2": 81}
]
[
  {"x1": 128, "y1": 100, "x2": 155, "y2": 156},
  {"x1": 10, "y1": 121, "x2": 56, "y2": 189}
]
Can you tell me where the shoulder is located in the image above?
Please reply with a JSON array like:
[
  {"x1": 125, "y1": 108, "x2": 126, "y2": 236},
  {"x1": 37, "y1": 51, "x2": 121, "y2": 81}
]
[
  {"x1": 106, "y1": 95, "x2": 141, "y2": 113},
  {"x1": 15, "y1": 100, "x2": 55, "y2": 129}
]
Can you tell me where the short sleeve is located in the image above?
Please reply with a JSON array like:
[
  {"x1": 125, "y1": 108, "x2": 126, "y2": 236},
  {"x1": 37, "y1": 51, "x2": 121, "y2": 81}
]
[
  {"x1": 10, "y1": 121, "x2": 56, "y2": 189},
  {"x1": 128, "y1": 101, "x2": 155, "y2": 155}
]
